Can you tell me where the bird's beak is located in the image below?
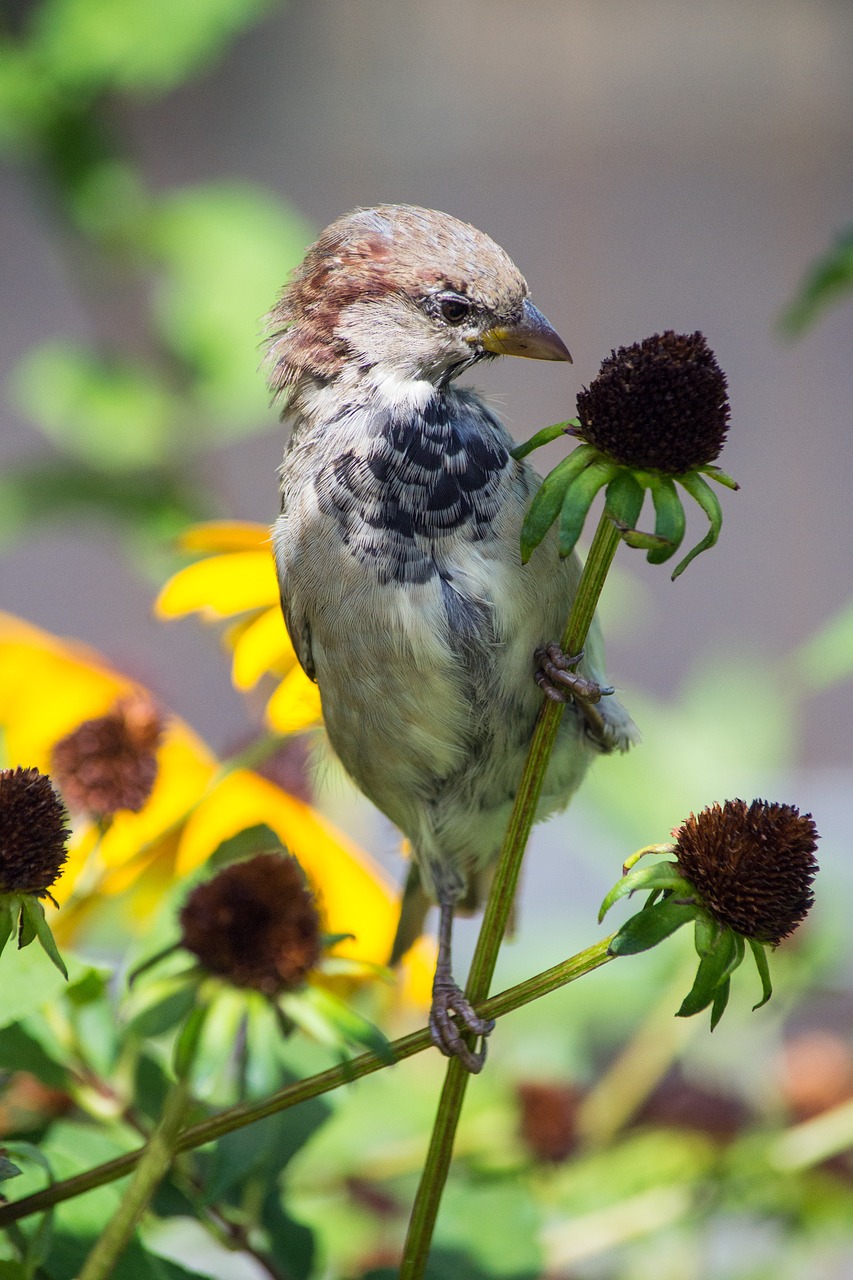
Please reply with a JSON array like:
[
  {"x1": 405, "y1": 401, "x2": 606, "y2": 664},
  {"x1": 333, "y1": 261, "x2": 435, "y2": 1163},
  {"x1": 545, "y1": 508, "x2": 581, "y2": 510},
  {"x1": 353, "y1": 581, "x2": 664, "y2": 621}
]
[{"x1": 477, "y1": 300, "x2": 572, "y2": 363}]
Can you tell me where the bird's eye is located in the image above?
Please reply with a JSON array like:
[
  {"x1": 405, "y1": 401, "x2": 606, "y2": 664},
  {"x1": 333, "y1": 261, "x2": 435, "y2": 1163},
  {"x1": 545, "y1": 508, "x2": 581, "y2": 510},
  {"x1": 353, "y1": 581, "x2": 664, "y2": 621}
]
[{"x1": 438, "y1": 295, "x2": 472, "y2": 325}]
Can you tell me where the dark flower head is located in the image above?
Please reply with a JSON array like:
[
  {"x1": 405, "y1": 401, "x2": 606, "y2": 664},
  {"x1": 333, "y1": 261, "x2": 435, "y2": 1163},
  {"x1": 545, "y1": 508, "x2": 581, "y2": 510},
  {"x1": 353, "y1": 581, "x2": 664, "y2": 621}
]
[
  {"x1": 576, "y1": 331, "x2": 730, "y2": 474},
  {"x1": 0, "y1": 767, "x2": 70, "y2": 895},
  {"x1": 674, "y1": 799, "x2": 819, "y2": 945},
  {"x1": 51, "y1": 693, "x2": 163, "y2": 819},
  {"x1": 517, "y1": 1081, "x2": 582, "y2": 1163},
  {"x1": 179, "y1": 852, "x2": 322, "y2": 995}
]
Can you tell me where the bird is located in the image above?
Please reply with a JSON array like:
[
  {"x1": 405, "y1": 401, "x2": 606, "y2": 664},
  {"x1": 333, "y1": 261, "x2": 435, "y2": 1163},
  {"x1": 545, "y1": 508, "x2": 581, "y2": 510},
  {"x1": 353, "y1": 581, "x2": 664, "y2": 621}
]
[{"x1": 266, "y1": 205, "x2": 637, "y2": 1072}]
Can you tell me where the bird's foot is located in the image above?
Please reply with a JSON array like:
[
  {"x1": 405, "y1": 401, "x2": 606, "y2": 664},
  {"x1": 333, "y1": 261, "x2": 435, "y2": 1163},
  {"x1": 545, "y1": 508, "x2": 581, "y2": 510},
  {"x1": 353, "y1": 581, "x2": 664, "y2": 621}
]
[
  {"x1": 429, "y1": 981, "x2": 495, "y2": 1074},
  {"x1": 534, "y1": 643, "x2": 614, "y2": 706}
]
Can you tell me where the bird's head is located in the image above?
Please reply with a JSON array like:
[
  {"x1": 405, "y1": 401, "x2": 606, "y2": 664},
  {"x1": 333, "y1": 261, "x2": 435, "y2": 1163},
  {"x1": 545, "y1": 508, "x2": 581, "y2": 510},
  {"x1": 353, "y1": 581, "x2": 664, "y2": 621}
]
[{"x1": 266, "y1": 204, "x2": 571, "y2": 412}]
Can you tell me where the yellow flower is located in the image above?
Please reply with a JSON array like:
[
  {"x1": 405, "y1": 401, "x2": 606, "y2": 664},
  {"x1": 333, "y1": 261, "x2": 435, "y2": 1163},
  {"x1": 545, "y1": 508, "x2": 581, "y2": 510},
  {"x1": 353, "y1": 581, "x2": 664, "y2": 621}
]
[
  {"x1": 155, "y1": 522, "x2": 321, "y2": 734},
  {"x1": 0, "y1": 612, "x2": 433, "y2": 1006}
]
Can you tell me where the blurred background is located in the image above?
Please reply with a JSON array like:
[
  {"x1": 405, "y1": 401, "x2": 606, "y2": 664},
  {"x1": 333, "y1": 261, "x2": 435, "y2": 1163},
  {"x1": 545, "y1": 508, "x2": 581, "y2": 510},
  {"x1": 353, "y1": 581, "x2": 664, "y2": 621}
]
[{"x1": 1, "y1": 2, "x2": 852, "y2": 1276}]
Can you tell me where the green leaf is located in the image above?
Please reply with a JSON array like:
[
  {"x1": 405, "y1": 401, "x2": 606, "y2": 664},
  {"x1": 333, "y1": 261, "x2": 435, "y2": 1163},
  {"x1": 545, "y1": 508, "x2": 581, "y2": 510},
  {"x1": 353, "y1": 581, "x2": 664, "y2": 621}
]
[
  {"x1": 201, "y1": 1092, "x2": 329, "y2": 1203},
  {"x1": 749, "y1": 937, "x2": 774, "y2": 1010},
  {"x1": 599, "y1": 860, "x2": 694, "y2": 921},
  {"x1": 20, "y1": 898, "x2": 67, "y2": 979},
  {"x1": 646, "y1": 475, "x2": 687, "y2": 564},
  {"x1": 608, "y1": 897, "x2": 696, "y2": 955},
  {"x1": 127, "y1": 982, "x2": 199, "y2": 1039},
  {"x1": 519, "y1": 444, "x2": 598, "y2": 561},
  {"x1": 558, "y1": 459, "x2": 617, "y2": 557},
  {"x1": 149, "y1": 183, "x2": 313, "y2": 429},
  {"x1": 603, "y1": 469, "x2": 646, "y2": 530},
  {"x1": 30, "y1": 0, "x2": 275, "y2": 95},
  {"x1": 172, "y1": 999, "x2": 210, "y2": 1080},
  {"x1": 0, "y1": 1155, "x2": 22, "y2": 1183},
  {"x1": 671, "y1": 471, "x2": 725, "y2": 579},
  {"x1": 777, "y1": 224, "x2": 853, "y2": 337},
  {"x1": 206, "y1": 822, "x2": 283, "y2": 870},
  {"x1": 0, "y1": 1022, "x2": 69, "y2": 1090},
  {"x1": 13, "y1": 343, "x2": 183, "y2": 471},
  {"x1": 0, "y1": 938, "x2": 69, "y2": 1028},
  {"x1": 510, "y1": 420, "x2": 576, "y2": 461},
  {"x1": 0, "y1": 461, "x2": 208, "y2": 556},
  {"x1": 259, "y1": 1189, "x2": 315, "y2": 1280}
]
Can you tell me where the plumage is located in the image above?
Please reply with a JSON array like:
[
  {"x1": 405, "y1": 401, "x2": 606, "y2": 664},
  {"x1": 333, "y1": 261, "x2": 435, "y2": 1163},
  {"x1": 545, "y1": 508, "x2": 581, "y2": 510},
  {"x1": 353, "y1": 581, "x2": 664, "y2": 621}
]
[{"x1": 267, "y1": 205, "x2": 636, "y2": 1071}]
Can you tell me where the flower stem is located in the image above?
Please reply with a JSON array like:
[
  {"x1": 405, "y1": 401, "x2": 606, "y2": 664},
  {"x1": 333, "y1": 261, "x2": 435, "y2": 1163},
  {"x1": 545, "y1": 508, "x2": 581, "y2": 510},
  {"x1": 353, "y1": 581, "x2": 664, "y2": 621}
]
[
  {"x1": 75, "y1": 1077, "x2": 191, "y2": 1280},
  {"x1": 0, "y1": 939, "x2": 614, "y2": 1227},
  {"x1": 401, "y1": 510, "x2": 623, "y2": 1279}
]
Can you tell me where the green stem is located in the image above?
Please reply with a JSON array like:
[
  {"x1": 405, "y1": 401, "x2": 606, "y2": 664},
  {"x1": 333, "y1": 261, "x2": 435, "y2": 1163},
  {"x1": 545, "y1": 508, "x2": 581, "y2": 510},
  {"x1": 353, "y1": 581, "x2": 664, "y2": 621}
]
[
  {"x1": 75, "y1": 1077, "x2": 191, "y2": 1280},
  {"x1": 0, "y1": 939, "x2": 614, "y2": 1226},
  {"x1": 401, "y1": 510, "x2": 623, "y2": 1279}
]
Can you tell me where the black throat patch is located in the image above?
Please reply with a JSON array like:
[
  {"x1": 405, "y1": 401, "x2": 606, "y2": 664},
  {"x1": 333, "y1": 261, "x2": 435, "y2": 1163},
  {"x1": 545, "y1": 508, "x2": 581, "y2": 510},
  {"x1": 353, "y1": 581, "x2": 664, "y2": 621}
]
[{"x1": 314, "y1": 392, "x2": 510, "y2": 584}]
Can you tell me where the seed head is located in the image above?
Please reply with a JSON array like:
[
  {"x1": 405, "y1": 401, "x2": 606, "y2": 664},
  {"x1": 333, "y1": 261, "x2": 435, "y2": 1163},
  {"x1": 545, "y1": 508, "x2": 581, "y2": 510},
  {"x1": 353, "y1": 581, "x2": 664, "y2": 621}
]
[
  {"x1": 0, "y1": 767, "x2": 70, "y2": 895},
  {"x1": 674, "y1": 799, "x2": 819, "y2": 945},
  {"x1": 179, "y1": 852, "x2": 322, "y2": 995},
  {"x1": 576, "y1": 331, "x2": 730, "y2": 473},
  {"x1": 51, "y1": 693, "x2": 163, "y2": 819}
]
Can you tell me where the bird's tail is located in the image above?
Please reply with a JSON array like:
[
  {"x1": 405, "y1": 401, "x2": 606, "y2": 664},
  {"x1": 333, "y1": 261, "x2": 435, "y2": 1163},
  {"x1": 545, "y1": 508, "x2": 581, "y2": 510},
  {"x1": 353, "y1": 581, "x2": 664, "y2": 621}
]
[{"x1": 389, "y1": 861, "x2": 433, "y2": 967}]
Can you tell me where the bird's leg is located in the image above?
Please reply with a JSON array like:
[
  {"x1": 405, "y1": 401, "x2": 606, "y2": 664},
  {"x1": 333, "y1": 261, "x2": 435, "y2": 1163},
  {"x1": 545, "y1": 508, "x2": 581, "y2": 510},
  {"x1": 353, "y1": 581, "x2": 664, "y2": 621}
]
[
  {"x1": 534, "y1": 643, "x2": 616, "y2": 748},
  {"x1": 429, "y1": 878, "x2": 495, "y2": 1074}
]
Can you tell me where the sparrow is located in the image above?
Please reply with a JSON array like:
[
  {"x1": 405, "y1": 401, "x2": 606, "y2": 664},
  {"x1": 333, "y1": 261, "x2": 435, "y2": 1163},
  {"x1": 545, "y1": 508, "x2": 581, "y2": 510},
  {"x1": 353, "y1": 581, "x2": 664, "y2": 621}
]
[{"x1": 266, "y1": 205, "x2": 636, "y2": 1072}]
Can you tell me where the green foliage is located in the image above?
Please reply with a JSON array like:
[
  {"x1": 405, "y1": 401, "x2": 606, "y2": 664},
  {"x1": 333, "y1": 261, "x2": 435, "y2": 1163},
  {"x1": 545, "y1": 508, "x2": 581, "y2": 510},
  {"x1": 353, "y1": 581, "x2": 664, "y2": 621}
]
[
  {"x1": 2, "y1": 0, "x2": 308, "y2": 563},
  {"x1": 778, "y1": 224, "x2": 853, "y2": 337}
]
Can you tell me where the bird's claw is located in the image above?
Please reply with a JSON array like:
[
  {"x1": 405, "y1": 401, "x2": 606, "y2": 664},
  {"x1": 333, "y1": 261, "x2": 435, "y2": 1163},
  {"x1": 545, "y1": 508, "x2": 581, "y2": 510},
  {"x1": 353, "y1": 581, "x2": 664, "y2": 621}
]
[
  {"x1": 429, "y1": 981, "x2": 495, "y2": 1074},
  {"x1": 534, "y1": 643, "x2": 614, "y2": 705}
]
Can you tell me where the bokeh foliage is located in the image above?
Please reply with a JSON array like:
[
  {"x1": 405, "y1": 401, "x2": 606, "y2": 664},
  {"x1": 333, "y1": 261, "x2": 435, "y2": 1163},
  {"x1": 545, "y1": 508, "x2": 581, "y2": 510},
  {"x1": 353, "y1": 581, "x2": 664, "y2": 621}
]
[{"x1": 0, "y1": 0, "x2": 311, "y2": 567}]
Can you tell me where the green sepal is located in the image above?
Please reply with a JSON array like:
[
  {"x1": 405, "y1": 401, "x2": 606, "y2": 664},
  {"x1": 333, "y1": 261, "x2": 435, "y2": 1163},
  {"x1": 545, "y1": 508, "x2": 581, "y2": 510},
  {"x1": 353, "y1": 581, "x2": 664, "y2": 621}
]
[
  {"x1": 126, "y1": 940, "x2": 182, "y2": 987},
  {"x1": 709, "y1": 977, "x2": 731, "y2": 1031},
  {"x1": 20, "y1": 897, "x2": 68, "y2": 980},
  {"x1": 608, "y1": 896, "x2": 696, "y2": 956},
  {"x1": 701, "y1": 464, "x2": 740, "y2": 492},
  {"x1": 558, "y1": 459, "x2": 617, "y2": 557},
  {"x1": 599, "y1": 860, "x2": 695, "y2": 922},
  {"x1": 622, "y1": 843, "x2": 675, "y2": 873},
  {"x1": 693, "y1": 909, "x2": 722, "y2": 957},
  {"x1": 322, "y1": 932, "x2": 357, "y2": 950},
  {"x1": 748, "y1": 937, "x2": 774, "y2": 1010},
  {"x1": 603, "y1": 470, "x2": 646, "y2": 530},
  {"x1": 0, "y1": 899, "x2": 16, "y2": 959},
  {"x1": 511, "y1": 421, "x2": 577, "y2": 461},
  {"x1": 677, "y1": 927, "x2": 744, "y2": 1019},
  {"x1": 280, "y1": 986, "x2": 393, "y2": 1062},
  {"x1": 671, "y1": 471, "x2": 724, "y2": 579},
  {"x1": 172, "y1": 997, "x2": 211, "y2": 1080},
  {"x1": 520, "y1": 444, "x2": 598, "y2": 561},
  {"x1": 618, "y1": 527, "x2": 673, "y2": 553},
  {"x1": 646, "y1": 475, "x2": 687, "y2": 564}
]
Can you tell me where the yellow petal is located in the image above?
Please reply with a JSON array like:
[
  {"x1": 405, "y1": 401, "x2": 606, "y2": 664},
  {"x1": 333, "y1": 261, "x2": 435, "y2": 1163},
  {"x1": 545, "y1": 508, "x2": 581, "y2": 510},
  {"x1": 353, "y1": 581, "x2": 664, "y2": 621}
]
[
  {"x1": 0, "y1": 612, "x2": 130, "y2": 768},
  {"x1": 231, "y1": 607, "x2": 297, "y2": 690},
  {"x1": 176, "y1": 770, "x2": 400, "y2": 965},
  {"x1": 97, "y1": 720, "x2": 216, "y2": 875},
  {"x1": 155, "y1": 551, "x2": 279, "y2": 620},
  {"x1": 177, "y1": 521, "x2": 271, "y2": 554},
  {"x1": 264, "y1": 664, "x2": 323, "y2": 734}
]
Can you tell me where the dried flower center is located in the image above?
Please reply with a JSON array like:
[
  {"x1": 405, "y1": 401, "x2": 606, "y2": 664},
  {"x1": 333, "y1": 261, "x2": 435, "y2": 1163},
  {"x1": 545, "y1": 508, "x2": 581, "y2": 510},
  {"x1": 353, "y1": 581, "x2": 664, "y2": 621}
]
[
  {"x1": 51, "y1": 693, "x2": 163, "y2": 819},
  {"x1": 0, "y1": 767, "x2": 70, "y2": 895}
]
